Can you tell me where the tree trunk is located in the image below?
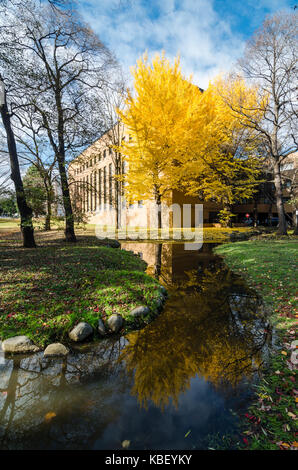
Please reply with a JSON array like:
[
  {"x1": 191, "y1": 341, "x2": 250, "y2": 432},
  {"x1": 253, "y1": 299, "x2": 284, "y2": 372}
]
[
  {"x1": 273, "y1": 163, "x2": 287, "y2": 235},
  {"x1": 156, "y1": 194, "x2": 162, "y2": 230},
  {"x1": 44, "y1": 194, "x2": 52, "y2": 231},
  {"x1": 0, "y1": 92, "x2": 36, "y2": 248},
  {"x1": 154, "y1": 243, "x2": 162, "y2": 279},
  {"x1": 57, "y1": 155, "x2": 76, "y2": 242},
  {"x1": 55, "y1": 89, "x2": 76, "y2": 242},
  {"x1": 223, "y1": 200, "x2": 232, "y2": 228},
  {"x1": 293, "y1": 209, "x2": 298, "y2": 235},
  {"x1": 115, "y1": 176, "x2": 120, "y2": 230},
  {"x1": 154, "y1": 185, "x2": 162, "y2": 230},
  {"x1": 253, "y1": 198, "x2": 258, "y2": 228}
]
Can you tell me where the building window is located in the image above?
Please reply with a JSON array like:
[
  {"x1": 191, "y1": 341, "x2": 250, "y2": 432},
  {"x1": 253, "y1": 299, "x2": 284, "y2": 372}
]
[
  {"x1": 93, "y1": 171, "x2": 97, "y2": 211},
  {"x1": 109, "y1": 163, "x2": 112, "y2": 206},
  {"x1": 103, "y1": 149, "x2": 106, "y2": 159},
  {"x1": 138, "y1": 200, "x2": 143, "y2": 208},
  {"x1": 82, "y1": 177, "x2": 85, "y2": 213},
  {"x1": 91, "y1": 173, "x2": 94, "y2": 212},
  {"x1": 98, "y1": 169, "x2": 101, "y2": 208},
  {"x1": 103, "y1": 166, "x2": 107, "y2": 205},
  {"x1": 109, "y1": 147, "x2": 112, "y2": 155},
  {"x1": 86, "y1": 175, "x2": 89, "y2": 212}
]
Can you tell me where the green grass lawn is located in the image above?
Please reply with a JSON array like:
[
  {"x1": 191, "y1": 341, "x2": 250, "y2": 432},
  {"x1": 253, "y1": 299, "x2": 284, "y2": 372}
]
[
  {"x1": 215, "y1": 240, "x2": 298, "y2": 450},
  {"x1": 0, "y1": 218, "x2": 20, "y2": 229},
  {"x1": 0, "y1": 230, "x2": 162, "y2": 347}
]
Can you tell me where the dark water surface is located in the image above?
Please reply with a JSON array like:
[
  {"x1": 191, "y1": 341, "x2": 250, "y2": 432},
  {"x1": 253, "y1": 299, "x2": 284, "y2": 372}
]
[{"x1": 0, "y1": 243, "x2": 273, "y2": 450}]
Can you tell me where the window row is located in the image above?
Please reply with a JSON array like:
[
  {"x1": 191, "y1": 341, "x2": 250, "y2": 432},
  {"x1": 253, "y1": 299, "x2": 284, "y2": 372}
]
[
  {"x1": 74, "y1": 164, "x2": 113, "y2": 212},
  {"x1": 74, "y1": 148, "x2": 113, "y2": 176}
]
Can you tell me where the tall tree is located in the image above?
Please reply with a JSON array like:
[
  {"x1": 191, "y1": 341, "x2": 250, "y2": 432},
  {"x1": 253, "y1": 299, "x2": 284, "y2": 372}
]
[
  {"x1": 180, "y1": 76, "x2": 264, "y2": 226},
  {"x1": 101, "y1": 77, "x2": 127, "y2": 229},
  {"x1": 117, "y1": 53, "x2": 202, "y2": 229},
  {"x1": 0, "y1": 75, "x2": 36, "y2": 246},
  {"x1": 0, "y1": 0, "x2": 116, "y2": 241},
  {"x1": 224, "y1": 12, "x2": 298, "y2": 234}
]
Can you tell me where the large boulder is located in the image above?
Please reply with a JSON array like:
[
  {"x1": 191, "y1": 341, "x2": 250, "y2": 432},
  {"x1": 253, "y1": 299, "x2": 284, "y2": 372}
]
[
  {"x1": 98, "y1": 318, "x2": 107, "y2": 336},
  {"x1": 129, "y1": 306, "x2": 150, "y2": 319},
  {"x1": 69, "y1": 322, "x2": 93, "y2": 342},
  {"x1": 2, "y1": 336, "x2": 39, "y2": 354},
  {"x1": 44, "y1": 343, "x2": 69, "y2": 357},
  {"x1": 107, "y1": 314, "x2": 123, "y2": 333}
]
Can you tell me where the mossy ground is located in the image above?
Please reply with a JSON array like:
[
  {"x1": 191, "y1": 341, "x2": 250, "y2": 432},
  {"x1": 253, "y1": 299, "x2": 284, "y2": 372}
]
[
  {"x1": 215, "y1": 240, "x2": 298, "y2": 450},
  {"x1": 0, "y1": 229, "x2": 162, "y2": 347}
]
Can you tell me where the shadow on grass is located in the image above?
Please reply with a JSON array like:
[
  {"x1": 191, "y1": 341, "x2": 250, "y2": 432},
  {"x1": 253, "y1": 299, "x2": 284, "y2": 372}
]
[{"x1": 0, "y1": 232, "x2": 161, "y2": 346}]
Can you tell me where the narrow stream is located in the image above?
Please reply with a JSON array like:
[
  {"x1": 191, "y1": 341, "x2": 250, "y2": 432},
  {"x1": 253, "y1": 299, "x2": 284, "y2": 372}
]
[{"x1": 0, "y1": 243, "x2": 273, "y2": 450}]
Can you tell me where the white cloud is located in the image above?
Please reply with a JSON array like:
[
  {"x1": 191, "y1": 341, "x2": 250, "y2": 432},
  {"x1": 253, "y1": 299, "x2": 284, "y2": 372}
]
[
  {"x1": 78, "y1": 0, "x2": 292, "y2": 88},
  {"x1": 79, "y1": 0, "x2": 247, "y2": 88}
]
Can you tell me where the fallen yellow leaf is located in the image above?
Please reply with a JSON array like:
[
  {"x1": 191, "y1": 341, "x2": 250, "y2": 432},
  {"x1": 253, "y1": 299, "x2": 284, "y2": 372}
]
[
  {"x1": 44, "y1": 411, "x2": 56, "y2": 423},
  {"x1": 281, "y1": 351, "x2": 287, "y2": 356}
]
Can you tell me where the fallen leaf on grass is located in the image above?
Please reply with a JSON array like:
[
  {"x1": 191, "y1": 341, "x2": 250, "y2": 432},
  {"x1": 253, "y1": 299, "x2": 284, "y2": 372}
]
[
  {"x1": 44, "y1": 411, "x2": 56, "y2": 423},
  {"x1": 276, "y1": 442, "x2": 290, "y2": 449}
]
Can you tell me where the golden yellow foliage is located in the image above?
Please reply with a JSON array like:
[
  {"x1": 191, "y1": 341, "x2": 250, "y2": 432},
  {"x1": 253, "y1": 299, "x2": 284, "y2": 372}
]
[
  {"x1": 117, "y1": 53, "x2": 265, "y2": 227},
  {"x1": 179, "y1": 75, "x2": 265, "y2": 213},
  {"x1": 116, "y1": 52, "x2": 202, "y2": 205}
]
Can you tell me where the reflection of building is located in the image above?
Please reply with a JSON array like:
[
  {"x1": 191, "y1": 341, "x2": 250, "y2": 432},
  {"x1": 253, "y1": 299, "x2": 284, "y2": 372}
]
[
  {"x1": 69, "y1": 124, "x2": 297, "y2": 227},
  {"x1": 120, "y1": 242, "x2": 218, "y2": 285}
]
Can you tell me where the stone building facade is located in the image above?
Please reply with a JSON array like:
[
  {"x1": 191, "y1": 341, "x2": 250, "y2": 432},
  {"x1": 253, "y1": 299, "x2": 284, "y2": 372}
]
[{"x1": 69, "y1": 125, "x2": 297, "y2": 229}]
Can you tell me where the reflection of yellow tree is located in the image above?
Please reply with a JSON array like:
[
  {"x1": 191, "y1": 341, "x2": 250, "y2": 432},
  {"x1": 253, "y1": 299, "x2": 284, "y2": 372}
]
[{"x1": 120, "y1": 262, "x2": 266, "y2": 410}]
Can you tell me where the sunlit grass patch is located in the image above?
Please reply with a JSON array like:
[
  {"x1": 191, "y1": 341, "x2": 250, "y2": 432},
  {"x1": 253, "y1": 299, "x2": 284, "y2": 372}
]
[{"x1": 0, "y1": 232, "x2": 161, "y2": 347}]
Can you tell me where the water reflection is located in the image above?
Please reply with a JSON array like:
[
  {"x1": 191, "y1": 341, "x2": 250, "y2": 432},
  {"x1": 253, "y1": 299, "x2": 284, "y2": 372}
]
[
  {"x1": 0, "y1": 243, "x2": 272, "y2": 450},
  {"x1": 120, "y1": 243, "x2": 270, "y2": 410}
]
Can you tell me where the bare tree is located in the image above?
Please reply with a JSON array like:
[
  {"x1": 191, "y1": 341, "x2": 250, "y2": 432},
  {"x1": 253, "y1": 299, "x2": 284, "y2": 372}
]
[
  {"x1": 13, "y1": 111, "x2": 58, "y2": 231},
  {"x1": 0, "y1": 0, "x2": 117, "y2": 242},
  {"x1": 225, "y1": 12, "x2": 298, "y2": 234},
  {"x1": 0, "y1": 75, "x2": 36, "y2": 246},
  {"x1": 101, "y1": 77, "x2": 128, "y2": 229}
]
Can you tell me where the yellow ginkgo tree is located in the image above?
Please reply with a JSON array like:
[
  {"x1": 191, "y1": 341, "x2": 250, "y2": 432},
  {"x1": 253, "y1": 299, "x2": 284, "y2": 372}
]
[
  {"x1": 180, "y1": 75, "x2": 266, "y2": 226},
  {"x1": 117, "y1": 53, "x2": 265, "y2": 228},
  {"x1": 116, "y1": 52, "x2": 202, "y2": 228}
]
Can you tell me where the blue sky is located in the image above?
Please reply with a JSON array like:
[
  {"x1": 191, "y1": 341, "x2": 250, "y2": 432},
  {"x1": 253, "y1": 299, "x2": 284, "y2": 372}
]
[{"x1": 78, "y1": 0, "x2": 294, "y2": 88}]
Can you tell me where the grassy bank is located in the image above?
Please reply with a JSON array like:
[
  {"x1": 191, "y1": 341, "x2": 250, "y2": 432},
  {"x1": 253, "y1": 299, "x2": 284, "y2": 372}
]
[
  {"x1": 0, "y1": 230, "x2": 162, "y2": 347},
  {"x1": 215, "y1": 240, "x2": 297, "y2": 450}
]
